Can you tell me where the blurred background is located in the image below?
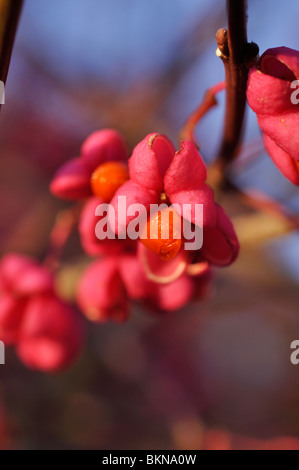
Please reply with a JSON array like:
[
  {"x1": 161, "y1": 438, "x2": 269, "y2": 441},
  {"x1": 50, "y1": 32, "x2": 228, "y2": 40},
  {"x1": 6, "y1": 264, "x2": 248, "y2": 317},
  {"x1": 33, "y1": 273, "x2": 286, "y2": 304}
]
[{"x1": 1, "y1": 0, "x2": 299, "y2": 449}]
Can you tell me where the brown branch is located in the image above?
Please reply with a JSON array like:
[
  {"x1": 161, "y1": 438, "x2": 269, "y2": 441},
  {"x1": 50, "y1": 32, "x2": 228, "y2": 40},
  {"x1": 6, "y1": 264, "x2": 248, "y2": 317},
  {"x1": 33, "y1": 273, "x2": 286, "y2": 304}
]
[
  {"x1": 215, "y1": 0, "x2": 258, "y2": 167},
  {"x1": 0, "y1": 0, "x2": 23, "y2": 85}
]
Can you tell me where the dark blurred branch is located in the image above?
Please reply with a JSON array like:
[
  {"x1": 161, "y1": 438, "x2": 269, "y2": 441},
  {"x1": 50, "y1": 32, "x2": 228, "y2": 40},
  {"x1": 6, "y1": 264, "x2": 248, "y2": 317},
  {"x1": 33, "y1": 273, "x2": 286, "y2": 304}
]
[
  {"x1": 0, "y1": 0, "x2": 23, "y2": 85},
  {"x1": 215, "y1": 0, "x2": 258, "y2": 168}
]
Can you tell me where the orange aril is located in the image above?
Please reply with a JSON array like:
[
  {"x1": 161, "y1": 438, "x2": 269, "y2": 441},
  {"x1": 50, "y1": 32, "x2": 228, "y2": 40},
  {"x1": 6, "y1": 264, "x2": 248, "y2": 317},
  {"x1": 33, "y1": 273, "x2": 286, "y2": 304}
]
[
  {"x1": 140, "y1": 207, "x2": 182, "y2": 261},
  {"x1": 91, "y1": 161, "x2": 129, "y2": 201}
]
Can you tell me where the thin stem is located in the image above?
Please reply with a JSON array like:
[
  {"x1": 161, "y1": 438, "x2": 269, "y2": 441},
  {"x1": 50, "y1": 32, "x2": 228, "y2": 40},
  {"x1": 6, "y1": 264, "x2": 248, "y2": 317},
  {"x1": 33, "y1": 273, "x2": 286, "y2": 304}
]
[
  {"x1": 180, "y1": 81, "x2": 226, "y2": 144},
  {"x1": 0, "y1": 0, "x2": 23, "y2": 85},
  {"x1": 216, "y1": 0, "x2": 250, "y2": 166},
  {"x1": 44, "y1": 204, "x2": 82, "y2": 271},
  {"x1": 231, "y1": 138, "x2": 265, "y2": 171},
  {"x1": 232, "y1": 189, "x2": 299, "y2": 249}
]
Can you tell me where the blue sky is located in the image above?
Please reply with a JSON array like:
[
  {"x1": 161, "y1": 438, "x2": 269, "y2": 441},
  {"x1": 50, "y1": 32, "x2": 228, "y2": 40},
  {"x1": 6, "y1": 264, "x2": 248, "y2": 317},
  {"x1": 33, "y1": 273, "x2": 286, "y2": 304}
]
[{"x1": 7, "y1": 0, "x2": 299, "y2": 281}]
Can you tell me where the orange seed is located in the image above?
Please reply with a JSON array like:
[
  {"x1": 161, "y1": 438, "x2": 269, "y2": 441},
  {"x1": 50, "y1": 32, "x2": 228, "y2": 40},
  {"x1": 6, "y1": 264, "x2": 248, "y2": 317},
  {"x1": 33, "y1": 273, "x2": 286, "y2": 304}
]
[{"x1": 91, "y1": 161, "x2": 129, "y2": 202}]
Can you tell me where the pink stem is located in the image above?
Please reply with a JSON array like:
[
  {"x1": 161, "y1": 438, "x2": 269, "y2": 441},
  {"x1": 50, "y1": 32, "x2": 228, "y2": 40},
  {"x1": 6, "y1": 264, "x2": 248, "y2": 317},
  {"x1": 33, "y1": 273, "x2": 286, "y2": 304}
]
[
  {"x1": 44, "y1": 204, "x2": 82, "y2": 271},
  {"x1": 180, "y1": 81, "x2": 226, "y2": 144}
]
